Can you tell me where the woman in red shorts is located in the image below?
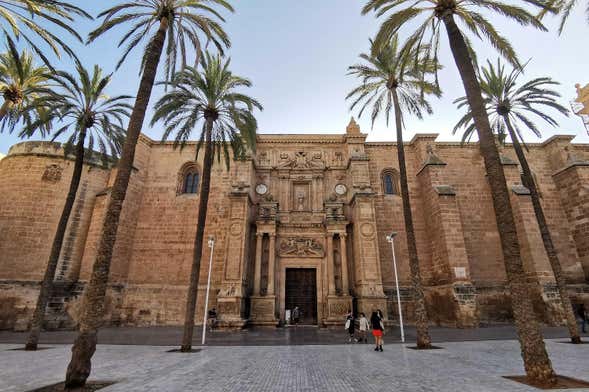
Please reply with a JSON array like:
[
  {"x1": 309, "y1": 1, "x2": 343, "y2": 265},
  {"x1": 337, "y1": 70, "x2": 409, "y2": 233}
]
[{"x1": 371, "y1": 310, "x2": 384, "y2": 351}]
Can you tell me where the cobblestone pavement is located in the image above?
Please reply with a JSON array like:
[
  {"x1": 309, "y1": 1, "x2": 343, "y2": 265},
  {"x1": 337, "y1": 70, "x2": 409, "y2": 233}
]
[
  {"x1": 0, "y1": 325, "x2": 585, "y2": 346},
  {"x1": 1, "y1": 340, "x2": 588, "y2": 392}
]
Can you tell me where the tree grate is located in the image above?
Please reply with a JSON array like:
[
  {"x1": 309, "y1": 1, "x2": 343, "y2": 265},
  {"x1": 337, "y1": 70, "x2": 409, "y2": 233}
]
[{"x1": 504, "y1": 375, "x2": 589, "y2": 389}]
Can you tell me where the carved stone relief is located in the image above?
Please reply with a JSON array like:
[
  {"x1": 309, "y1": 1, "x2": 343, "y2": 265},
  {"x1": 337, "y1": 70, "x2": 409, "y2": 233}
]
[
  {"x1": 329, "y1": 302, "x2": 349, "y2": 316},
  {"x1": 279, "y1": 237, "x2": 324, "y2": 257},
  {"x1": 42, "y1": 164, "x2": 63, "y2": 183},
  {"x1": 277, "y1": 151, "x2": 324, "y2": 169},
  {"x1": 293, "y1": 183, "x2": 310, "y2": 211}
]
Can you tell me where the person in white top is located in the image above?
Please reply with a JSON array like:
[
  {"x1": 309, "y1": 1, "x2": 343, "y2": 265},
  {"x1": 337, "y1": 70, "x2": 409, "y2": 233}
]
[{"x1": 358, "y1": 313, "x2": 370, "y2": 343}]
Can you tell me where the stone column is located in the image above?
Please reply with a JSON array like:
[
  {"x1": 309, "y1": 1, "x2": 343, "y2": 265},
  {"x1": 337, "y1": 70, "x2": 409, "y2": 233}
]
[
  {"x1": 340, "y1": 234, "x2": 349, "y2": 295},
  {"x1": 326, "y1": 233, "x2": 335, "y2": 295},
  {"x1": 268, "y1": 233, "x2": 276, "y2": 295},
  {"x1": 253, "y1": 233, "x2": 263, "y2": 295}
]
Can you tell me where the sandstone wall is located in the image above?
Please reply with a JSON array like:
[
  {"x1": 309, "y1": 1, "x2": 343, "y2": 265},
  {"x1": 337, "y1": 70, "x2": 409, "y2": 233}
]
[
  {"x1": 1, "y1": 133, "x2": 588, "y2": 330},
  {"x1": 0, "y1": 141, "x2": 111, "y2": 329}
]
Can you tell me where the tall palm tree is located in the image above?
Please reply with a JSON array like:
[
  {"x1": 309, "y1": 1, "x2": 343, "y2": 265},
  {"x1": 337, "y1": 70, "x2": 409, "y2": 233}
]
[
  {"x1": 0, "y1": 47, "x2": 51, "y2": 135},
  {"x1": 151, "y1": 53, "x2": 261, "y2": 352},
  {"x1": 65, "y1": 1, "x2": 233, "y2": 388},
  {"x1": 453, "y1": 59, "x2": 580, "y2": 344},
  {"x1": 362, "y1": 0, "x2": 557, "y2": 385},
  {"x1": 540, "y1": 0, "x2": 589, "y2": 33},
  {"x1": 346, "y1": 37, "x2": 440, "y2": 349},
  {"x1": 0, "y1": 0, "x2": 90, "y2": 65},
  {"x1": 22, "y1": 62, "x2": 131, "y2": 351}
]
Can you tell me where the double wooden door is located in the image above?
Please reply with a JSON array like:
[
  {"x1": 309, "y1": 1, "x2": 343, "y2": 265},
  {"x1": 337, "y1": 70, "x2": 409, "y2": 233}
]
[{"x1": 285, "y1": 268, "x2": 317, "y2": 325}]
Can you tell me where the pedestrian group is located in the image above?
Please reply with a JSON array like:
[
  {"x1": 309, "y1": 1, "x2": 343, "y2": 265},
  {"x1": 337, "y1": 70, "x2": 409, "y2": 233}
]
[{"x1": 345, "y1": 309, "x2": 386, "y2": 351}]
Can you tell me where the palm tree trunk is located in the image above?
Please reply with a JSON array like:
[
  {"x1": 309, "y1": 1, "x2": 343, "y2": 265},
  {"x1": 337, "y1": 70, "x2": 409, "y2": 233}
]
[
  {"x1": 25, "y1": 129, "x2": 87, "y2": 351},
  {"x1": 181, "y1": 118, "x2": 214, "y2": 352},
  {"x1": 64, "y1": 17, "x2": 169, "y2": 389},
  {"x1": 441, "y1": 14, "x2": 556, "y2": 385},
  {"x1": 392, "y1": 88, "x2": 432, "y2": 348},
  {"x1": 504, "y1": 117, "x2": 581, "y2": 344}
]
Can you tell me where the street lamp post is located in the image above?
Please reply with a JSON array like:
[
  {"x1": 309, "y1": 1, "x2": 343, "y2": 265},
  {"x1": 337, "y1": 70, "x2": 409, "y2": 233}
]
[
  {"x1": 201, "y1": 236, "x2": 215, "y2": 345},
  {"x1": 386, "y1": 232, "x2": 405, "y2": 343}
]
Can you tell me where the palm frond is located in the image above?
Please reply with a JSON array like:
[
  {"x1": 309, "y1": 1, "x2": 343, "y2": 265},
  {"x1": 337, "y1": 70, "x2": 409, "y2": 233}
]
[
  {"x1": 453, "y1": 58, "x2": 569, "y2": 145},
  {"x1": 89, "y1": 0, "x2": 233, "y2": 80},
  {"x1": 151, "y1": 51, "x2": 262, "y2": 170}
]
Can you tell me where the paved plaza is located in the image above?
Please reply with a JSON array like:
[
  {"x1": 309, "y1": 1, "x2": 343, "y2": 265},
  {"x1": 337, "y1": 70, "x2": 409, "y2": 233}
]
[
  {"x1": 1, "y1": 338, "x2": 588, "y2": 392},
  {"x1": 0, "y1": 325, "x2": 583, "y2": 347}
]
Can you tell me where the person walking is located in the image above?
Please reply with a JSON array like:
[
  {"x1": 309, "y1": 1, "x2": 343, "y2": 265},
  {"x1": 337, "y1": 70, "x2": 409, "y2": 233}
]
[
  {"x1": 578, "y1": 303, "x2": 587, "y2": 334},
  {"x1": 358, "y1": 312, "x2": 369, "y2": 343},
  {"x1": 371, "y1": 310, "x2": 384, "y2": 352},
  {"x1": 292, "y1": 306, "x2": 300, "y2": 326},
  {"x1": 345, "y1": 310, "x2": 355, "y2": 342},
  {"x1": 207, "y1": 307, "x2": 217, "y2": 332}
]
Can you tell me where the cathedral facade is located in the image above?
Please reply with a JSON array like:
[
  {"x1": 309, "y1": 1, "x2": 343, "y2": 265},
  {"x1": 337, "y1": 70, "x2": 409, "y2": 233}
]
[{"x1": 0, "y1": 119, "x2": 588, "y2": 330}]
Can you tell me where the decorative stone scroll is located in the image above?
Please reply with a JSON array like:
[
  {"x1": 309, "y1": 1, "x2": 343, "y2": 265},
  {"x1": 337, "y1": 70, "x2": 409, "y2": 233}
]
[{"x1": 279, "y1": 237, "x2": 324, "y2": 257}]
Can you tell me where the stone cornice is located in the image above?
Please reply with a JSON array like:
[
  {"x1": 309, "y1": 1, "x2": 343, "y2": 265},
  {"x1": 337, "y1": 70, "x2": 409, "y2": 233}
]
[
  {"x1": 257, "y1": 134, "x2": 346, "y2": 144},
  {"x1": 125, "y1": 132, "x2": 589, "y2": 149},
  {"x1": 6, "y1": 141, "x2": 115, "y2": 169},
  {"x1": 552, "y1": 160, "x2": 589, "y2": 177}
]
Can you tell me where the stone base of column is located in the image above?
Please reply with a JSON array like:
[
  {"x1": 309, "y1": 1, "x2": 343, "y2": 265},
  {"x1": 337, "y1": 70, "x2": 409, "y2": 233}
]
[
  {"x1": 355, "y1": 296, "x2": 388, "y2": 321},
  {"x1": 533, "y1": 281, "x2": 566, "y2": 326},
  {"x1": 451, "y1": 283, "x2": 478, "y2": 328},
  {"x1": 216, "y1": 295, "x2": 247, "y2": 330},
  {"x1": 323, "y1": 295, "x2": 353, "y2": 327},
  {"x1": 424, "y1": 283, "x2": 478, "y2": 328},
  {"x1": 249, "y1": 295, "x2": 278, "y2": 327}
]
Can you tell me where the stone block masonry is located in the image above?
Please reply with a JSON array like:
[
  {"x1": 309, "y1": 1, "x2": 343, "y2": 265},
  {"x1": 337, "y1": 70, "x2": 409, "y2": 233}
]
[{"x1": 0, "y1": 126, "x2": 588, "y2": 331}]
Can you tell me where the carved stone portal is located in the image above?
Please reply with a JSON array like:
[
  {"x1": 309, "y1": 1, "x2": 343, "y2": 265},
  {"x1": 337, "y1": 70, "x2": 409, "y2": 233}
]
[{"x1": 279, "y1": 237, "x2": 324, "y2": 257}]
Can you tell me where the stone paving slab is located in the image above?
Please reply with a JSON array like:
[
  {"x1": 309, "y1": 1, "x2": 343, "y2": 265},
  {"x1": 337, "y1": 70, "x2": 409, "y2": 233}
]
[
  {"x1": 0, "y1": 325, "x2": 585, "y2": 347},
  {"x1": 0, "y1": 340, "x2": 587, "y2": 392}
]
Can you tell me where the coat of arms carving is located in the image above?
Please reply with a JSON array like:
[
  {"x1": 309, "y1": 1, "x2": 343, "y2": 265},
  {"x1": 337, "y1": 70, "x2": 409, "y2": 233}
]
[
  {"x1": 42, "y1": 164, "x2": 63, "y2": 183},
  {"x1": 277, "y1": 151, "x2": 324, "y2": 169},
  {"x1": 279, "y1": 237, "x2": 324, "y2": 257}
]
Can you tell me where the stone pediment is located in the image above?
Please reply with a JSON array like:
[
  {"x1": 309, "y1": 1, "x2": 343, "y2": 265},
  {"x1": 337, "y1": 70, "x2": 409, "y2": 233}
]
[{"x1": 279, "y1": 237, "x2": 324, "y2": 257}]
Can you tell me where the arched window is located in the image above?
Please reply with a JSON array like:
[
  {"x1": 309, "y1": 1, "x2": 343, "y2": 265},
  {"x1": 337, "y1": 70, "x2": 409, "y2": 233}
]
[
  {"x1": 184, "y1": 172, "x2": 200, "y2": 194},
  {"x1": 381, "y1": 169, "x2": 399, "y2": 195},
  {"x1": 177, "y1": 162, "x2": 200, "y2": 195}
]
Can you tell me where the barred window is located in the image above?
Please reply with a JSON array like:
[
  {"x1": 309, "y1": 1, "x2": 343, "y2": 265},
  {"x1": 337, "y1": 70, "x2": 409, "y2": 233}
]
[{"x1": 184, "y1": 172, "x2": 200, "y2": 194}]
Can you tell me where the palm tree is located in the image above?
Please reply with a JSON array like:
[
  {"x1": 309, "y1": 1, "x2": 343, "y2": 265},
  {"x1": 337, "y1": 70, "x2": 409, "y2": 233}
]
[
  {"x1": 453, "y1": 59, "x2": 580, "y2": 344},
  {"x1": 0, "y1": 47, "x2": 51, "y2": 135},
  {"x1": 22, "y1": 62, "x2": 131, "y2": 351},
  {"x1": 362, "y1": 0, "x2": 557, "y2": 385},
  {"x1": 346, "y1": 37, "x2": 440, "y2": 349},
  {"x1": 540, "y1": 0, "x2": 589, "y2": 33},
  {"x1": 65, "y1": 1, "x2": 233, "y2": 388},
  {"x1": 0, "y1": 0, "x2": 90, "y2": 64},
  {"x1": 151, "y1": 53, "x2": 261, "y2": 352}
]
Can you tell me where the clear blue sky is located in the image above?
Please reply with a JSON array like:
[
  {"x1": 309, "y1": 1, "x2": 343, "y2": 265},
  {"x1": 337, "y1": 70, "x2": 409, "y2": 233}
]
[{"x1": 1, "y1": 0, "x2": 588, "y2": 155}]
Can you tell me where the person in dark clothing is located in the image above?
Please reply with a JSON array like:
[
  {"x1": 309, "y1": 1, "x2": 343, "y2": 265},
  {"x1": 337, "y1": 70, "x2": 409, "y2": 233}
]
[
  {"x1": 371, "y1": 310, "x2": 384, "y2": 351},
  {"x1": 292, "y1": 306, "x2": 300, "y2": 326},
  {"x1": 207, "y1": 308, "x2": 217, "y2": 332},
  {"x1": 345, "y1": 310, "x2": 355, "y2": 342},
  {"x1": 578, "y1": 303, "x2": 587, "y2": 333}
]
